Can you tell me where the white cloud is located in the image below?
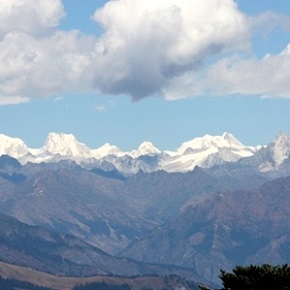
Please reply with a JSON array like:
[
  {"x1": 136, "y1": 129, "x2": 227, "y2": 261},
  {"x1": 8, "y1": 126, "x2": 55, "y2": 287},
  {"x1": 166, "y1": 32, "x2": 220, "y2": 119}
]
[
  {"x1": 204, "y1": 44, "x2": 290, "y2": 98},
  {"x1": 0, "y1": 0, "x2": 65, "y2": 37},
  {"x1": 0, "y1": 95, "x2": 30, "y2": 105},
  {"x1": 250, "y1": 11, "x2": 290, "y2": 36},
  {"x1": 164, "y1": 44, "x2": 290, "y2": 100},
  {"x1": 92, "y1": 0, "x2": 250, "y2": 99},
  {"x1": 0, "y1": 0, "x2": 289, "y2": 104},
  {"x1": 0, "y1": 30, "x2": 96, "y2": 100}
]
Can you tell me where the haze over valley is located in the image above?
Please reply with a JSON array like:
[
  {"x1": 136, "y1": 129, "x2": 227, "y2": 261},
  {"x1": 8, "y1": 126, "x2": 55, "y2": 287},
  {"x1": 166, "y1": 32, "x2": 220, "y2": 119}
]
[
  {"x1": 0, "y1": 0, "x2": 290, "y2": 289},
  {"x1": 1, "y1": 131, "x2": 290, "y2": 287}
]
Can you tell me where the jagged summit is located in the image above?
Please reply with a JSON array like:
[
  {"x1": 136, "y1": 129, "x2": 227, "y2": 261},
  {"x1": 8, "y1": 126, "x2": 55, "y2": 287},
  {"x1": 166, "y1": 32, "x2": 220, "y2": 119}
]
[
  {"x1": 0, "y1": 134, "x2": 29, "y2": 159},
  {"x1": 273, "y1": 131, "x2": 290, "y2": 145},
  {"x1": 92, "y1": 143, "x2": 124, "y2": 158},
  {"x1": 269, "y1": 132, "x2": 290, "y2": 166},
  {"x1": 130, "y1": 142, "x2": 161, "y2": 158},
  {"x1": 42, "y1": 132, "x2": 91, "y2": 157},
  {"x1": 222, "y1": 132, "x2": 244, "y2": 147},
  {"x1": 2, "y1": 131, "x2": 290, "y2": 175},
  {"x1": 161, "y1": 133, "x2": 257, "y2": 172},
  {"x1": 176, "y1": 133, "x2": 249, "y2": 155}
]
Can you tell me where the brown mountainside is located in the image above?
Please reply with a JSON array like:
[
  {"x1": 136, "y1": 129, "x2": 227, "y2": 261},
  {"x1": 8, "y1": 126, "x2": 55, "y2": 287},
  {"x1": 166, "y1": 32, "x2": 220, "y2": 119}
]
[{"x1": 121, "y1": 176, "x2": 290, "y2": 284}]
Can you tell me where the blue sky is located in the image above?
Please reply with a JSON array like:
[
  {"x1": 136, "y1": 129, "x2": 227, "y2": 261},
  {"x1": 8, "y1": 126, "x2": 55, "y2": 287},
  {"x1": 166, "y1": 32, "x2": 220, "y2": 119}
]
[{"x1": 0, "y1": 0, "x2": 290, "y2": 150}]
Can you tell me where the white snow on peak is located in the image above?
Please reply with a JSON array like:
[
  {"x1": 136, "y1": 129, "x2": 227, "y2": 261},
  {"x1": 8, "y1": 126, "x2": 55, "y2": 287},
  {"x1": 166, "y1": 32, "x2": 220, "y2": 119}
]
[
  {"x1": 129, "y1": 142, "x2": 161, "y2": 158},
  {"x1": 0, "y1": 134, "x2": 29, "y2": 158},
  {"x1": 41, "y1": 132, "x2": 92, "y2": 158},
  {"x1": 162, "y1": 133, "x2": 256, "y2": 173},
  {"x1": 3, "y1": 131, "x2": 288, "y2": 175},
  {"x1": 92, "y1": 143, "x2": 124, "y2": 158},
  {"x1": 176, "y1": 133, "x2": 250, "y2": 155},
  {"x1": 222, "y1": 132, "x2": 245, "y2": 147},
  {"x1": 270, "y1": 132, "x2": 290, "y2": 166}
]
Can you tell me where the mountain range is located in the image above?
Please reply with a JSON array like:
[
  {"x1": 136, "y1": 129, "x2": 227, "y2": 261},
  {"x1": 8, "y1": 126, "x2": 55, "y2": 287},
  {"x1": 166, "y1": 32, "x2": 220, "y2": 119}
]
[
  {"x1": 0, "y1": 260, "x2": 199, "y2": 290},
  {"x1": 1, "y1": 131, "x2": 290, "y2": 178},
  {"x1": 121, "y1": 175, "x2": 290, "y2": 283},
  {"x1": 0, "y1": 212, "x2": 201, "y2": 282},
  {"x1": 0, "y1": 131, "x2": 273, "y2": 175},
  {"x1": 1, "y1": 131, "x2": 290, "y2": 288}
]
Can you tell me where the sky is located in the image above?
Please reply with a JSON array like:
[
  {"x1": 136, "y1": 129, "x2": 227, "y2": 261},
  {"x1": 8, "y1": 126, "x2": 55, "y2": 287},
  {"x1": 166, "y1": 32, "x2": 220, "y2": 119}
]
[{"x1": 0, "y1": 0, "x2": 290, "y2": 150}]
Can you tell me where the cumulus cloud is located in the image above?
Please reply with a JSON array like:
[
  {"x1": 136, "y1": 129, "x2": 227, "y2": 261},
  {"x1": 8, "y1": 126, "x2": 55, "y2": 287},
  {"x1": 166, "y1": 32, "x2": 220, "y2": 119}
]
[
  {"x1": 0, "y1": 0, "x2": 65, "y2": 37},
  {"x1": 0, "y1": 29, "x2": 96, "y2": 102},
  {"x1": 0, "y1": 0, "x2": 290, "y2": 104},
  {"x1": 164, "y1": 44, "x2": 290, "y2": 100},
  {"x1": 0, "y1": 0, "x2": 96, "y2": 102},
  {"x1": 204, "y1": 44, "x2": 290, "y2": 98},
  {"x1": 93, "y1": 0, "x2": 250, "y2": 99}
]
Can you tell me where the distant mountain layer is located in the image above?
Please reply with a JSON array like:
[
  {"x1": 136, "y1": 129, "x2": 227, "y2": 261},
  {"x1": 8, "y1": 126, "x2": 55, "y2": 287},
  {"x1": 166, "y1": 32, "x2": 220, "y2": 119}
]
[
  {"x1": 1, "y1": 131, "x2": 290, "y2": 287},
  {"x1": 1, "y1": 131, "x2": 290, "y2": 177},
  {"x1": 0, "y1": 154, "x2": 268, "y2": 255},
  {"x1": 121, "y1": 175, "x2": 290, "y2": 284},
  {"x1": 0, "y1": 132, "x2": 262, "y2": 174},
  {"x1": 0, "y1": 261, "x2": 199, "y2": 290},
  {"x1": 0, "y1": 212, "x2": 201, "y2": 283}
]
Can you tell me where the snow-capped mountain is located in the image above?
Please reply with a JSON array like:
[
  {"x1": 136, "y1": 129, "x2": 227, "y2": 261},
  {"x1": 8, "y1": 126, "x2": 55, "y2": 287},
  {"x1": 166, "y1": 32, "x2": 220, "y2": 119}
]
[
  {"x1": 162, "y1": 132, "x2": 258, "y2": 172},
  {"x1": 3, "y1": 131, "x2": 290, "y2": 175},
  {"x1": 252, "y1": 132, "x2": 290, "y2": 173},
  {"x1": 0, "y1": 134, "x2": 30, "y2": 159},
  {"x1": 269, "y1": 132, "x2": 290, "y2": 166},
  {"x1": 91, "y1": 143, "x2": 124, "y2": 158},
  {"x1": 18, "y1": 133, "x2": 95, "y2": 164},
  {"x1": 38, "y1": 132, "x2": 93, "y2": 163},
  {"x1": 176, "y1": 132, "x2": 254, "y2": 155},
  {"x1": 164, "y1": 132, "x2": 255, "y2": 156},
  {"x1": 129, "y1": 142, "x2": 161, "y2": 158},
  {"x1": 42, "y1": 133, "x2": 92, "y2": 158}
]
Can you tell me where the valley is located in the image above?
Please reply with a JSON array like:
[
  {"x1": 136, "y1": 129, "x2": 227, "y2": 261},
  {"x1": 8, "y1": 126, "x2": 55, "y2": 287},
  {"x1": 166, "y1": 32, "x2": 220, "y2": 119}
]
[{"x1": 0, "y1": 132, "x2": 290, "y2": 288}]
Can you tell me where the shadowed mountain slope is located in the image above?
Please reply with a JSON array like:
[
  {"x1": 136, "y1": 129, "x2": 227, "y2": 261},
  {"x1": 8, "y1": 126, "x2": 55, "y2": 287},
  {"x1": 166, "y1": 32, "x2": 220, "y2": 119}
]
[
  {"x1": 0, "y1": 212, "x2": 203, "y2": 283},
  {"x1": 121, "y1": 176, "x2": 290, "y2": 284}
]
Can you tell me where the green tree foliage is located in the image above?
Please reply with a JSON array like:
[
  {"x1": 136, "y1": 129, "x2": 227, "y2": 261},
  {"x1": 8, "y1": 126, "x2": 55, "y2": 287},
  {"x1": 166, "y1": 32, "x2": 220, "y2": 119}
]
[{"x1": 219, "y1": 264, "x2": 290, "y2": 290}]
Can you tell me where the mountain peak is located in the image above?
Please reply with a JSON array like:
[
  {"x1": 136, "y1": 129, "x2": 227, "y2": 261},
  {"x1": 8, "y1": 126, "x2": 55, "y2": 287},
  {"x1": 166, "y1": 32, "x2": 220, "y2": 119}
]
[
  {"x1": 0, "y1": 131, "x2": 288, "y2": 175},
  {"x1": 274, "y1": 131, "x2": 290, "y2": 143},
  {"x1": 269, "y1": 132, "x2": 290, "y2": 165},
  {"x1": 0, "y1": 134, "x2": 29, "y2": 158},
  {"x1": 177, "y1": 133, "x2": 246, "y2": 154},
  {"x1": 138, "y1": 141, "x2": 160, "y2": 151},
  {"x1": 130, "y1": 142, "x2": 161, "y2": 158},
  {"x1": 222, "y1": 132, "x2": 244, "y2": 147},
  {"x1": 162, "y1": 133, "x2": 256, "y2": 173},
  {"x1": 45, "y1": 132, "x2": 76, "y2": 143},
  {"x1": 93, "y1": 143, "x2": 124, "y2": 158},
  {"x1": 43, "y1": 132, "x2": 91, "y2": 157}
]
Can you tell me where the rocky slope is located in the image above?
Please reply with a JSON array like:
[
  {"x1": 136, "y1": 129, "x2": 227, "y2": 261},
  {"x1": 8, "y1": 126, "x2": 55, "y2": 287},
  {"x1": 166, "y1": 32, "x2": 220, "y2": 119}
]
[
  {"x1": 0, "y1": 212, "x2": 201, "y2": 282},
  {"x1": 0, "y1": 164, "x2": 158, "y2": 254},
  {"x1": 0, "y1": 132, "x2": 290, "y2": 286},
  {"x1": 0, "y1": 154, "x2": 268, "y2": 255},
  {"x1": 121, "y1": 176, "x2": 290, "y2": 284}
]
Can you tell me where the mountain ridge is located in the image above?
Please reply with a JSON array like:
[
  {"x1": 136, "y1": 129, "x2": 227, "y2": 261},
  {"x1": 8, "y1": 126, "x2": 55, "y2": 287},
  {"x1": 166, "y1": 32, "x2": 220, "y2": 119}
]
[
  {"x1": 0, "y1": 134, "x2": 290, "y2": 286},
  {"x1": 121, "y1": 175, "x2": 290, "y2": 284},
  {"x1": 0, "y1": 260, "x2": 200, "y2": 290},
  {"x1": 0, "y1": 131, "x2": 266, "y2": 175},
  {"x1": 0, "y1": 212, "x2": 201, "y2": 286}
]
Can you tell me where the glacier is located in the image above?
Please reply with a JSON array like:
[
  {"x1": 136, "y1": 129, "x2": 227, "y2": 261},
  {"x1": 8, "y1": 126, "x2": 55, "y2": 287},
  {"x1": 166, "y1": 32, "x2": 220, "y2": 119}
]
[{"x1": 1, "y1": 131, "x2": 289, "y2": 175}]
